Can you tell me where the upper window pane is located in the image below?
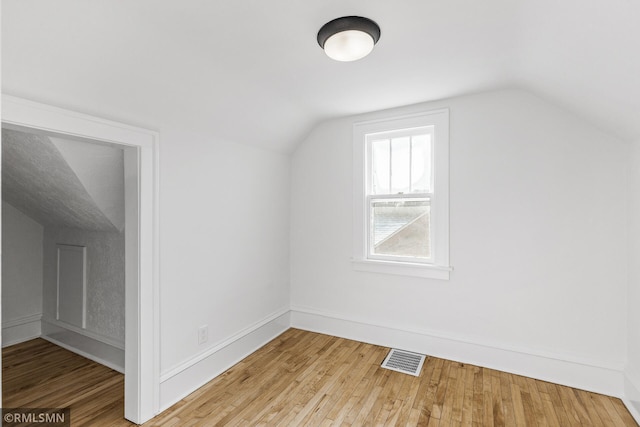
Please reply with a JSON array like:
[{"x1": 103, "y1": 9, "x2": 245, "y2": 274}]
[
  {"x1": 370, "y1": 129, "x2": 432, "y2": 195},
  {"x1": 371, "y1": 139, "x2": 390, "y2": 194},
  {"x1": 391, "y1": 136, "x2": 411, "y2": 194},
  {"x1": 411, "y1": 134, "x2": 431, "y2": 193}
]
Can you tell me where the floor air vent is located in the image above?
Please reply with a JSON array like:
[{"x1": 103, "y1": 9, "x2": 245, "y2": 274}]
[{"x1": 381, "y1": 349, "x2": 426, "y2": 376}]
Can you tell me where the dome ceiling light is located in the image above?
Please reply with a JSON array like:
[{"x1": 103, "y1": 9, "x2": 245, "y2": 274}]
[{"x1": 317, "y1": 16, "x2": 381, "y2": 62}]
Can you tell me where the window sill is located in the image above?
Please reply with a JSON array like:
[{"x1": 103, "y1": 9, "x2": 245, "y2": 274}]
[{"x1": 351, "y1": 259, "x2": 452, "y2": 280}]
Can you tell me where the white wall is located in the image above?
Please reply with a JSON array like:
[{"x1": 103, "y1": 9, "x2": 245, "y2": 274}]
[
  {"x1": 290, "y1": 89, "x2": 629, "y2": 394},
  {"x1": 0, "y1": 102, "x2": 292, "y2": 414},
  {"x1": 1, "y1": 201, "x2": 43, "y2": 346},
  {"x1": 157, "y1": 129, "x2": 291, "y2": 405},
  {"x1": 626, "y1": 140, "x2": 640, "y2": 414}
]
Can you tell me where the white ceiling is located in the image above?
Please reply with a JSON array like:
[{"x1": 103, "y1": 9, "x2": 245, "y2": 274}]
[{"x1": 2, "y1": 0, "x2": 639, "y2": 152}]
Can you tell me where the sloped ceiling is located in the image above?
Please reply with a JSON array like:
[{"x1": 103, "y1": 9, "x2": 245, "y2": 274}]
[
  {"x1": 2, "y1": 129, "x2": 124, "y2": 231},
  {"x1": 50, "y1": 136, "x2": 125, "y2": 231},
  {"x1": 2, "y1": 0, "x2": 639, "y2": 152}
]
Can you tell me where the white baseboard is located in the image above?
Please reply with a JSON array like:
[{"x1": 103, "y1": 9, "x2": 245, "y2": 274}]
[
  {"x1": 41, "y1": 319, "x2": 125, "y2": 373},
  {"x1": 42, "y1": 317, "x2": 124, "y2": 349},
  {"x1": 2, "y1": 313, "x2": 42, "y2": 347},
  {"x1": 290, "y1": 306, "x2": 624, "y2": 399},
  {"x1": 623, "y1": 398, "x2": 640, "y2": 425},
  {"x1": 159, "y1": 308, "x2": 290, "y2": 412},
  {"x1": 624, "y1": 366, "x2": 640, "y2": 424}
]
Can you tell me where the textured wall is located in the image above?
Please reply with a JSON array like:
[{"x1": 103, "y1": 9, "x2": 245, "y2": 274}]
[
  {"x1": 1, "y1": 201, "x2": 44, "y2": 323},
  {"x1": 43, "y1": 227, "x2": 125, "y2": 342}
]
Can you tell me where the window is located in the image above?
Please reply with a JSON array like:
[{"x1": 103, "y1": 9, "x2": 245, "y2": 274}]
[{"x1": 352, "y1": 110, "x2": 451, "y2": 279}]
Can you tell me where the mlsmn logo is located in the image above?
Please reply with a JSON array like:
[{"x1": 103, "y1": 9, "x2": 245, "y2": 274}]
[{"x1": 3, "y1": 408, "x2": 70, "y2": 426}]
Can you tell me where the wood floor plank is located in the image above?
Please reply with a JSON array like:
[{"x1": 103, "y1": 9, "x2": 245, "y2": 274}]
[
  {"x1": 340, "y1": 360, "x2": 386, "y2": 425},
  {"x1": 323, "y1": 344, "x2": 383, "y2": 424},
  {"x1": 367, "y1": 369, "x2": 397, "y2": 425},
  {"x1": 381, "y1": 374, "x2": 410, "y2": 426},
  {"x1": 520, "y1": 387, "x2": 539, "y2": 427},
  {"x1": 265, "y1": 341, "x2": 362, "y2": 426},
  {"x1": 546, "y1": 382, "x2": 575, "y2": 426},
  {"x1": 525, "y1": 376, "x2": 548, "y2": 426},
  {"x1": 3, "y1": 331, "x2": 638, "y2": 427},
  {"x1": 431, "y1": 360, "x2": 450, "y2": 422},
  {"x1": 510, "y1": 383, "x2": 528, "y2": 426},
  {"x1": 590, "y1": 391, "x2": 616, "y2": 426},
  {"x1": 360, "y1": 370, "x2": 393, "y2": 426},
  {"x1": 439, "y1": 360, "x2": 458, "y2": 425},
  {"x1": 575, "y1": 388, "x2": 606, "y2": 427},
  {"x1": 482, "y1": 365, "x2": 495, "y2": 426},
  {"x1": 247, "y1": 342, "x2": 344, "y2": 425},
  {"x1": 471, "y1": 363, "x2": 484, "y2": 424},
  {"x1": 489, "y1": 370, "x2": 505, "y2": 427},
  {"x1": 321, "y1": 345, "x2": 384, "y2": 425},
  {"x1": 613, "y1": 396, "x2": 640, "y2": 426},
  {"x1": 558, "y1": 382, "x2": 591, "y2": 425},
  {"x1": 539, "y1": 392, "x2": 562, "y2": 427},
  {"x1": 460, "y1": 364, "x2": 475, "y2": 427},
  {"x1": 408, "y1": 355, "x2": 437, "y2": 425},
  {"x1": 427, "y1": 414, "x2": 441, "y2": 427},
  {"x1": 596, "y1": 392, "x2": 633, "y2": 426},
  {"x1": 451, "y1": 363, "x2": 467, "y2": 423},
  {"x1": 499, "y1": 370, "x2": 516, "y2": 426}
]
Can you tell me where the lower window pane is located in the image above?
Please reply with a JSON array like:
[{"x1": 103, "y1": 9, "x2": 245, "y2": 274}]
[{"x1": 371, "y1": 199, "x2": 430, "y2": 259}]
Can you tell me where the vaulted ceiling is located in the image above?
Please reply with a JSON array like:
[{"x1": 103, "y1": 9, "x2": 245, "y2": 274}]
[{"x1": 2, "y1": 0, "x2": 639, "y2": 152}]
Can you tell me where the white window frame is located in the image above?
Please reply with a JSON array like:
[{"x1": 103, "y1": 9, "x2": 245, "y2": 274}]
[
  {"x1": 366, "y1": 126, "x2": 434, "y2": 264},
  {"x1": 352, "y1": 109, "x2": 451, "y2": 280}
]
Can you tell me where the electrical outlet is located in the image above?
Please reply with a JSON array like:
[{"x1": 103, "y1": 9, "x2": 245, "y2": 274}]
[{"x1": 198, "y1": 325, "x2": 208, "y2": 345}]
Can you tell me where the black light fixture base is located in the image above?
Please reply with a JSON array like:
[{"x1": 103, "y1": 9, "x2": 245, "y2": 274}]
[{"x1": 317, "y1": 16, "x2": 381, "y2": 48}]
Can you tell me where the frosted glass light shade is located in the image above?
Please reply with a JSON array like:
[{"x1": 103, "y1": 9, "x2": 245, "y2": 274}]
[
  {"x1": 323, "y1": 30, "x2": 375, "y2": 62},
  {"x1": 317, "y1": 16, "x2": 381, "y2": 62}
]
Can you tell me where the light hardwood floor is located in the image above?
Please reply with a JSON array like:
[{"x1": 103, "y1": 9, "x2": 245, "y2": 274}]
[{"x1": 3, "y1": 329, "x2": 638, "y2": 426}]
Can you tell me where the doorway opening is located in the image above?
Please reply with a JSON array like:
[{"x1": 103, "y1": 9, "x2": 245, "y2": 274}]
[{"x1": 1, "y1": 95, "x2": 159, "y2": 424}]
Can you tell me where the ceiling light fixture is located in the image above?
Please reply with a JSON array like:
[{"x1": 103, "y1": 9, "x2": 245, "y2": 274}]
[{"x1": 317, "y1": 16, "x2": 381, "y2": 62}]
